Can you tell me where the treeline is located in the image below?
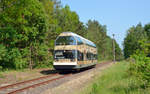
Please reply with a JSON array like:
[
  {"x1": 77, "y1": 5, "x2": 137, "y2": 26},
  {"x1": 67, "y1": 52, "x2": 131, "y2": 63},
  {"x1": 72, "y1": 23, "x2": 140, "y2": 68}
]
[
  {"x1": 0, "y1": 0, "x2": 123, "y2": 70},
  {"x1": 123, "y1": 23, "x2": 150, "y2": 88},
  {"x1": 85, "y1": 20, "x2": 123, "y2": 61},
  {"x1": 124, "y1": 23, "x2": 150, "y2": 58}
]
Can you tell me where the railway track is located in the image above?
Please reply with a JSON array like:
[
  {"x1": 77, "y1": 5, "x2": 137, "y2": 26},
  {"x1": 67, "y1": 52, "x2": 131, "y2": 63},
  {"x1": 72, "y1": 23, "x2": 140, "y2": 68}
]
[
  {"x1": 0, "y1": 62, "x2": 111, "y2": 94},
  {"x1": 0, "y1": 73, "x2": 72, "y2": 94}
]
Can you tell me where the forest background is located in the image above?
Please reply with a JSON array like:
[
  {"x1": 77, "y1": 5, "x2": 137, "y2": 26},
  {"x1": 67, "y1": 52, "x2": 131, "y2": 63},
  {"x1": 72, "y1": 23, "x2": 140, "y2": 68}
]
[{"x1": 0, "y1": 0, "x2": 123, "y2": 70}]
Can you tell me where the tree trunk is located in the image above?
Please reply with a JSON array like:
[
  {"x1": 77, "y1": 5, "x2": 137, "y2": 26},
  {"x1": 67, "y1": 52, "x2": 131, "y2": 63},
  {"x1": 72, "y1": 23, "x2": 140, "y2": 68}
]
[{"x1": 29, "y1": 45, "x2": 33, "y2": 70}]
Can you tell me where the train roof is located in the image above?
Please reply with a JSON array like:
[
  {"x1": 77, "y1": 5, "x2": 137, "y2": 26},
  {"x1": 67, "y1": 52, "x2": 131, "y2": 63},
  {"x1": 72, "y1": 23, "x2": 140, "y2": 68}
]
[{"x1": 59, "y1": 32, "x2": 96, "y2": 47}]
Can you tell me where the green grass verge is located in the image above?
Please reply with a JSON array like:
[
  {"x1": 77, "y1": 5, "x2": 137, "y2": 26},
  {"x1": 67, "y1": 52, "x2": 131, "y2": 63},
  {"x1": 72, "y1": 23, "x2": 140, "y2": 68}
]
[{"x1": 81, "y1": 61, "x2": 150, "y2": 94}]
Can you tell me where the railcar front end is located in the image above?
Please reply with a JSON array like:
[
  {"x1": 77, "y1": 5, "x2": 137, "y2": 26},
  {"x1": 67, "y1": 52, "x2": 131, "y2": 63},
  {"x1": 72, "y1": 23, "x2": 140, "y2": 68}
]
[{"x1": 54, "y1": 49, "x2": 78, "y2": 70}]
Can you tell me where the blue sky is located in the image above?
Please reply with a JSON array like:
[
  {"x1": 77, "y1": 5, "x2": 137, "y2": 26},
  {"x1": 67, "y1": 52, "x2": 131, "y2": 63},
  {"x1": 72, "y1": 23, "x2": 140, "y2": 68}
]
[{"x1": 61, "y1": 0, "x2": 150, "y2": 49}]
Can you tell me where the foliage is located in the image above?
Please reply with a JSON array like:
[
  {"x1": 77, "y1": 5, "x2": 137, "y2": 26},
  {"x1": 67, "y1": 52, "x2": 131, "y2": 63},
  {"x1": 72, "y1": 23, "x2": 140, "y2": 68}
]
[
  {"x1": 115, "y1": 40, "x2": 124, "y2": 60},
  {"x1": 144, "y1": 23, "x2": 150, "y2": 56},
  {"x1": 0, "y1": 0, "x2": 49, "y2": 69},
  {"x1": 144, "y1": 23, "x2": 150, "y2": 40},
  {"x1": 129, "y1": 52, "x2": 150, "y2": 88},
  {"x1": 0, "y1": 0, "x2": 122, "y2": 70},
  {"x1": 0, "y1": 44, "x2": 7, "y2": 61},
  {"x1": 123, "y1": 22, "x2": 150, "y2": 90},
  {"x1": 123, "y1": 23, "x2": 148, "y2": 59},
  {"x1": 86, "y1": 20, "x2": 123, "y2": 60}
]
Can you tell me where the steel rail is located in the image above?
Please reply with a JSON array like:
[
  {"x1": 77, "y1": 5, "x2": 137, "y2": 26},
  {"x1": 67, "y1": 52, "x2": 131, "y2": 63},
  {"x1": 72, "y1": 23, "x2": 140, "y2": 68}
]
[
  {"x1": 0, "y1": 73, "x2": 59, "y2": 90},
  {"x1": 8, "y1": 74, "x2": 72, "y2": 94}
]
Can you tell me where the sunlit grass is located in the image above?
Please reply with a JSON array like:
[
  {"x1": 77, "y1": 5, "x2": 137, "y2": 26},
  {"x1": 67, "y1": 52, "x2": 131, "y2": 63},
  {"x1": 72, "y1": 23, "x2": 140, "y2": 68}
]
[{"x1": 81, "y1": 61, "x2": 150, "y2": 94}]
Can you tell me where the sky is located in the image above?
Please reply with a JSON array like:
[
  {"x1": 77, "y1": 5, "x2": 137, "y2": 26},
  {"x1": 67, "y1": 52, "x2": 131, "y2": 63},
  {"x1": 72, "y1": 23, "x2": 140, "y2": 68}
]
[{"x1": 61, "y1": 0, "x2": 150, "y2": 49}]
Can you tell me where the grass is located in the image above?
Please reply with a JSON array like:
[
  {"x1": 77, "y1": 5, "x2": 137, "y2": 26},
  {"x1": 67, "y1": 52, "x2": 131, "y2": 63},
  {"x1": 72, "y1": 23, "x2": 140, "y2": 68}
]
[{"x1": 81, "y1": 61, "x2": 150, "y2": 94}]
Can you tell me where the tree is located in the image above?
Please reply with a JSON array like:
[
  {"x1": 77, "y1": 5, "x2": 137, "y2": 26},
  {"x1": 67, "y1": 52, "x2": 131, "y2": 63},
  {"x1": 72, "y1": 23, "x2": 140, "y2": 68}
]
[
  {"x1": 86, "y1": 20, "x2": 106, "y2": 59},
  {"x1": 85, "y1": 20, "x2": 123, "y2": 60},
  {"x1": 0, "y1": 0, "x2": 123, "y2": 70},
  {"x1": 0, "y1": 0, "x2": 49, "y2": 69},
  {"x1": 123, "y1": 23, "x2": 148, "y2": 59},
  {"x1": 144, "y1": 23, "x2": 150, "y2": 40}
]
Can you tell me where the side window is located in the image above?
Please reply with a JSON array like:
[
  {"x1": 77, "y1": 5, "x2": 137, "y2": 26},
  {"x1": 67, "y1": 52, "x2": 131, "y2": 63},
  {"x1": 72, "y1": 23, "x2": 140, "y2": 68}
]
[
  {"x1": 77, "y1": 51, "x2": 83, "y2": 61},
  {"x1": 56, "y1": 36, "x2": 76, "y2": 45},
  {"x1": 86, "y1": 52, "x2": 97, "y2": 60},
  {"x1": 91, "y1": 53, "x2": 94, "y2": 60},
  {"x1": 76, "y1": 36, "x2": 83, "y2": 45},
  {"x1": 86, "y1": 52, "x2": 88, "y2": 60},
  {"x1": 86, "y1": 52, "x2": 91, "y2": 60},
  {"x1": 94, "y1": 54, "x2": 98, "y2": 60}
]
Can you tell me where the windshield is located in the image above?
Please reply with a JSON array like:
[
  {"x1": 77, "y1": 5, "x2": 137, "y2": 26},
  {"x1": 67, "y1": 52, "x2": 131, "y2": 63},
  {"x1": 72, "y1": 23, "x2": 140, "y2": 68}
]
[
  {"x1": 55, "y1": 36, "x2": 76, "y2": 45},
  {"x1": 54, "y1": 50, "x2": 76, "y2": 59}
]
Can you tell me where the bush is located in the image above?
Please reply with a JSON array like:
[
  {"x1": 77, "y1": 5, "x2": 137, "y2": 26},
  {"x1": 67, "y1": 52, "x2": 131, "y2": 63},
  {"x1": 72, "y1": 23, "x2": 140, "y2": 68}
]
[
  {"x1": 0, "y1": 66, "x2": 3, "y2": 71},
  {"x1": 0, "y1": 47, "x2": 28, "y2": 70},
  {"x1": 129, "y1": 53, "x2": 150, "y2": 88},
  {"x1": 6, "y1": 48, "x2": 28, "y2": 69},
  {"x1": 0, "y1": 45, "x2": 7, "y2": 61},
  {"x1": 0, "y1": 44, "x2": 7, "y2": 70}
]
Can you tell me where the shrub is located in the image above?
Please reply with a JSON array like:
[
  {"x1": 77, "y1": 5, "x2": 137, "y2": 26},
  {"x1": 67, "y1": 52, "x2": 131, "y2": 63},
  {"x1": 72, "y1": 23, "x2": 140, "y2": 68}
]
[
  {"x1": 129, "y1": 53, "x2": 150, "y2": 88},
  {"x1": 0, "y1": 66, "x2": 3, "y2": 71}
]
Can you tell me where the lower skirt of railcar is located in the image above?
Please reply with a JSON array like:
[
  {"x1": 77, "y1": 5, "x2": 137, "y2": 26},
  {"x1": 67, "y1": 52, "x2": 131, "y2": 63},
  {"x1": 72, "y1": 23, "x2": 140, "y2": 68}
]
[
  {"x1": 54, "y1": 63, "x2": 96, "y2": 71},
  {"x1": 54, "y1": 65, "x2": 76, "y2": 70}
]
